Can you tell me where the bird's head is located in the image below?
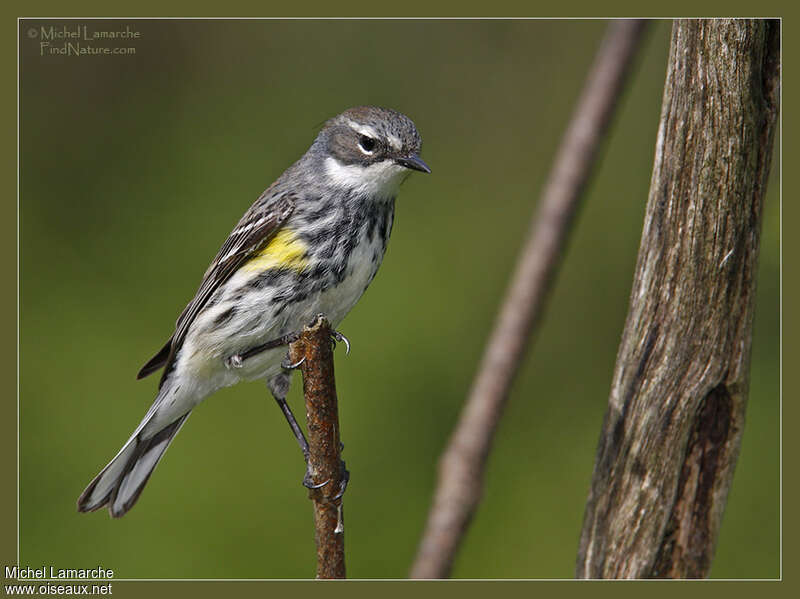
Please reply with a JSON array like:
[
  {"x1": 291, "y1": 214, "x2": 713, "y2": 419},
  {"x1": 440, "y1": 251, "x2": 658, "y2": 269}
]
[{"x1": 313, "y1": 106, "x2": 430, "y2": 199}]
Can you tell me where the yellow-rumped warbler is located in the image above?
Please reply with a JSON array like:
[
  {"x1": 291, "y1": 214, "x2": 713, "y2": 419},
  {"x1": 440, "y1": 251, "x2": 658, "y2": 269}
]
[{"x1": 77, "y1": 106, "x2": 429, "y2": 517}]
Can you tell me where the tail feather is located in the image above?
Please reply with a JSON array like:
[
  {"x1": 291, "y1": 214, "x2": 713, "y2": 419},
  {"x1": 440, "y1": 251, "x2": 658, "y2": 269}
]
[
  {"x1": 77, "y1": 414, "x2": 189, "y2": 518},
  {"x1": 137, "y1": 337, "x2": 172, "y2": 380}
]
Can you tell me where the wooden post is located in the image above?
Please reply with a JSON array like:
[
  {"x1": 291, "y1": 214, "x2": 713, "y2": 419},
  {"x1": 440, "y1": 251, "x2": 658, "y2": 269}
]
[{"x1": 576, "y1": 19, "x2": 780, "y2": 579}]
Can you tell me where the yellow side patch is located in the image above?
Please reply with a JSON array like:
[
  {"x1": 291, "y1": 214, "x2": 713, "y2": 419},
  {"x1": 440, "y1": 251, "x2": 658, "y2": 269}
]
[{"x1": 241, "y1": 229, "x2": 309, "y2": 273}]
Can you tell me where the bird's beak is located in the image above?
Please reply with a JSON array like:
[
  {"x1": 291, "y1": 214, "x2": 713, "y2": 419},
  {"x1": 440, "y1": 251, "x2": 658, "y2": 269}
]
[{"x1": 396, "y1": 154, "x2": 431, "y2": 174}]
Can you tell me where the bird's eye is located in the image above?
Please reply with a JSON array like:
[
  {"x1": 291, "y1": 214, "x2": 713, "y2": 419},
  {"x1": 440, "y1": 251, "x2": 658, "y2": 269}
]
[{"x1": 358, "y1": 135, "x2": 377, "y2": 154}]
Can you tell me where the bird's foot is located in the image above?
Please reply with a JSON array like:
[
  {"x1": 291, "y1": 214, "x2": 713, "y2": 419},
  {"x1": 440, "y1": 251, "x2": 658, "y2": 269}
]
[
  {"x1": 302, "y1": 464, "x2": 330, "y2": 490},
  {"x1": 332, "y1": 463, "x2": 350, "y2": 501},
  {"x1": 281, "y1": 353, "x2": 306, "y2": 370},
  {"x1": 330, "y1": 330, "x2": 351, "y2": 355},
  {"x1": 302, "y1": 459, "x2": 349, "y2": 501}
]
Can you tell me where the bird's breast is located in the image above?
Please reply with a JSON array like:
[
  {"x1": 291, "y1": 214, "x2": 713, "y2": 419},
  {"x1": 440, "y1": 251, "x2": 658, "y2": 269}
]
[{"x1": 308, "y1": 200, "x2": 395, "y2": 325}]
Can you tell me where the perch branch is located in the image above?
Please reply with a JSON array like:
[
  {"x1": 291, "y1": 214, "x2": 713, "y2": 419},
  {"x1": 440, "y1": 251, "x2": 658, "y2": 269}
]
[{"x1": 288, "y1": 316, "x2": 346, "y2": 579}]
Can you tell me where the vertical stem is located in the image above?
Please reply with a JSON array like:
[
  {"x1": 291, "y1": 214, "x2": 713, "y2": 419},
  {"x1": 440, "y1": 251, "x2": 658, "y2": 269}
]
[{"x1": 288, "y1": 316, "x2": 346, "y2": 579}]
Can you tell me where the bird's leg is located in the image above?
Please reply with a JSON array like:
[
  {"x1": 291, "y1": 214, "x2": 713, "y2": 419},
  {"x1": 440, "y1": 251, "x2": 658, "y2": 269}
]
[
  {"x1": 259, "y1": 317, "x2": 350, "y2": 492},
  {"x1": 227, "y1": 331, "x2": 302, "y2": 367},
  {"x1": 266, "y1": 370, "x2": 327, "y2": 491},
  {"x1": 267, "y1": 372, "x2": 308, "y2": 458}
]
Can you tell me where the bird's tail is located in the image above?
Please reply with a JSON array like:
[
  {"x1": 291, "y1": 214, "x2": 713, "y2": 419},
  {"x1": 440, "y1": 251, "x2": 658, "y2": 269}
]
[{"x1": 77, "y1": 413, "x2": 189, "y2": 518}]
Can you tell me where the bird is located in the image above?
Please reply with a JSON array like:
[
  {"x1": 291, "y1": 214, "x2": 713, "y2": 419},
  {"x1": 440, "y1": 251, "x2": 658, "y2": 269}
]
[{"x1": 77, "y1": 105, "x2": 430, "y2": 517}]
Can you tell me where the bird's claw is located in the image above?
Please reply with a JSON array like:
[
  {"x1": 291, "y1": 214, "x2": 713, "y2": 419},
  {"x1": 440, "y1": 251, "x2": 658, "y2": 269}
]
[
  {"x1": 301, "y1": 460, "x2": 349, "y2": 500},
  {"x1": 331, "y1": 331, "x2": 351, "y2": 355},
  {"x1": 302, "y1": 473, "x2": 330, "y2": 490},
  {"x1": 302, "y1": 460, "x2": 329, "y2": 489},
  {"x1": 281, "y1": 354, "x2": 306, "y2": 370},
  {"x1": 332, "y1": 464, "x2": 350, "y2": 501}
]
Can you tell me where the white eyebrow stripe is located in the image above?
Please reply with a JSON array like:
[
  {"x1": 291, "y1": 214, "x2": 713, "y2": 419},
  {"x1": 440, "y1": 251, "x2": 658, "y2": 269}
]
[
  {"x1": 346, "y1": 119, "x2": 380, "y2": 140},
  {"x1": 387, "y1": 133, "x2": 402, "y2": 151}
]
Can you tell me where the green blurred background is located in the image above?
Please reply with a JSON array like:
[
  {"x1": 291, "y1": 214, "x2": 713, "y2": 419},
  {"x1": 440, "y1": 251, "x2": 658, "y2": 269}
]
[{"x1": 19, "y1": 19, "x2": 779, "y2": 579}]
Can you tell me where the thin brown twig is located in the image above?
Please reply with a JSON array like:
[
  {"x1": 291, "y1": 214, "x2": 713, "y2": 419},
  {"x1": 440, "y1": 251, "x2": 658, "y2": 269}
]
[
  {"x1": 288, "y1": 316, "x2": 346, "y2": 579},
  {"x1": 409, "y1": 20, "x2": 649, "y2": 579}
]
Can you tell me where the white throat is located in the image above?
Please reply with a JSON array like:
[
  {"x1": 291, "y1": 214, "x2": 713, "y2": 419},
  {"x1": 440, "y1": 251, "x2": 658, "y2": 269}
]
[{"x1": 324, "y1": 156, "x2": 409, "y2": 199}]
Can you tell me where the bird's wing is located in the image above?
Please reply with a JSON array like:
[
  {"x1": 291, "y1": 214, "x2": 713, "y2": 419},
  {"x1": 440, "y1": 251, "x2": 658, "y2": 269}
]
[{"x1": 137, "y1": 190, "x2": 296, "y2": 384}]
